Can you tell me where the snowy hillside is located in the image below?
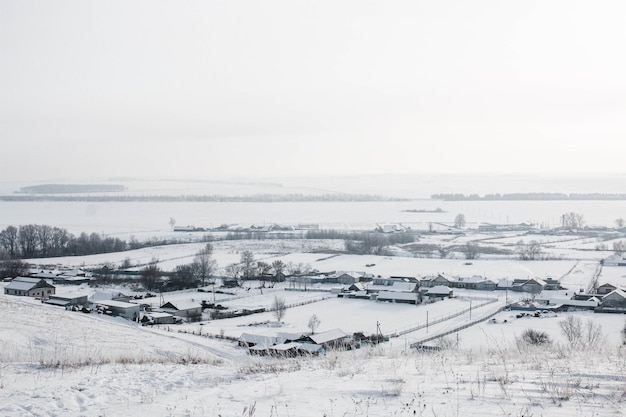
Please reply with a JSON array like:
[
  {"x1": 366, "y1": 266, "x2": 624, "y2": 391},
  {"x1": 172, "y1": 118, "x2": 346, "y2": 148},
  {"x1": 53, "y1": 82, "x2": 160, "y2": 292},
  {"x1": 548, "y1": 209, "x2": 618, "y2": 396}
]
[{"x1": 2, "y1": 286, "x2": 626, "y2": 416}]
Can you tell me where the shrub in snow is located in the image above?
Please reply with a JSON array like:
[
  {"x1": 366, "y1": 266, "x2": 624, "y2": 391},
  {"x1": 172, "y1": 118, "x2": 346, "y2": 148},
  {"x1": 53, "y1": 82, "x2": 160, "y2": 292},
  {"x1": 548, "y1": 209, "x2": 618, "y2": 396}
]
[{"x1": 519, "y1": 329, "x2": 551, "y2": 346}]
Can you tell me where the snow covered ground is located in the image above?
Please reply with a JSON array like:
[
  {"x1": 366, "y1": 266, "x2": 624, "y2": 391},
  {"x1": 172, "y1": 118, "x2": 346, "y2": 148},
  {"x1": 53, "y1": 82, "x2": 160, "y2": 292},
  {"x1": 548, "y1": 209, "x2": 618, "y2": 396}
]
[{"x1": 2, "y1": 287, "x2": 626, "y2": 417}]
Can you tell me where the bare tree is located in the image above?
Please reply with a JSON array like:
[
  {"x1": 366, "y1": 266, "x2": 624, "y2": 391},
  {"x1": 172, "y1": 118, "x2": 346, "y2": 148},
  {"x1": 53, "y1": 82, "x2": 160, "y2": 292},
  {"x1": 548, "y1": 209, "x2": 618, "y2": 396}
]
[
  {"x1": 272, "y1": 296, "x2": 286, "y2": 322},
  {"x1": 516, "y1": 240, "x2": 542, "y2": 260},
  {"x1": 286, "y1": 262, "x2": 311, "y2": 277},
  {"x1": 308, "y1": 314, "x2": 321, "y2": 334},
  {"x1": 583, "y1": 319, "x2": 604, "y2": 347},
  {"x1": 454, "y1": 213, "x2": 466, "y2": 229},
  {"x1": 120, "y1": 257, "x2": 133, "y2": 269},
  {"x1": 613, "y1": 240, "x2": 626, "y2": 256},
  {"x1": 192, "y1": 243, "x2": 216, "y2": 286},
  {"x1": 271, "y1": 260, "x2": 286, "y2": 276},
  {"x1": 559, "y1": 315, "x2": 583, "y2": 346},
  {"x1": 169, "y1": 217, "x2": 176, "y2": 230},
  {"x1": 36, "y1": 225, "x2": 54, "y2": 257},
  {"x1": 172, "y1": 264, "x2": 196, "y2": 289},
  {"x1": 463, "y1": 242, "x2": 480, "y2": 260},
  {"x1": 225, "y1": 263, "x2": 242, "y2": 285},
  {"x1": 616, "y1": 218, "x2": 625, "y2": 228},
  {"x1": 18, "y1": 224, "x2": 38, "y2": 258},
  {"x1": 561, "y1": 212, "x2": 585, "y2": 229},
  {"x1": 0, "y1": 226, "x2": 19, "y2": 258},
  {"x1": 240, "y1": 250, "x2": 256, "y2": 280},
  {"x1": 140, "y1": 258, "x2": 162, "y2": 291},
  {"x1": 559, "y1": 316, "x2": 604, "y2": 348},
  {"x1": 0, "y1": 255, "x2": 29, "y2": 279},
  {"x1": 256, "y1": 261, "x2": 271, "y2": 288}
]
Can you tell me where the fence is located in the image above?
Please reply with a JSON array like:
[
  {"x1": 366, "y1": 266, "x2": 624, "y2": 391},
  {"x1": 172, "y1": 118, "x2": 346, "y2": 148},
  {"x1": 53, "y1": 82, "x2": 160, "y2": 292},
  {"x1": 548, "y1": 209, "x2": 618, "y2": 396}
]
[
  {"x1": 385, "y1": 297, "x2": 499, "y2": 338},
  {"x1": 409, "y1": 305, "x2": 505, "y2": 348}
]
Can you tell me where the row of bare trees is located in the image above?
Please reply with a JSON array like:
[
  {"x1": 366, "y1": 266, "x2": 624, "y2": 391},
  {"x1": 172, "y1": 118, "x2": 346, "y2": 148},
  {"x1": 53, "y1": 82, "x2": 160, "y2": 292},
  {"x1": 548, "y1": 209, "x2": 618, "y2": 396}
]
[
  {"x1": 0, "y1": 224, "x2": 127, "y2": 259},
  {"x1": 140, "y1": 244, "x2": 218, "y2": 291},
  {"x1": 224, "y1": 250, "x2": 311, "y2": 287},
  {"x1": 139, "y1": 247, "x2": 311, "y2": 291}
]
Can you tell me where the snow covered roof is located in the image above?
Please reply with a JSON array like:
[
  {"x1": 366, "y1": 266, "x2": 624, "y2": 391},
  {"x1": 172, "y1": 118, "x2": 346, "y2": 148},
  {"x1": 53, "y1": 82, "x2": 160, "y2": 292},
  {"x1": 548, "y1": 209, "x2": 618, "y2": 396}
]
[
  {"x1": 603, "y1": 289, "x2": 626, "y2": 300},
  {"x1": 5, "y1": 281, "x2": 38, "y2": 291},
  {"x1": 95, "y1": 300, "x2": 140, "y2": 309},
  {"x1": 269, "y1": 342, "x2": 300, "y2": 351},
  {"x1": 389, "y1": 282, "x2": 418, "y2": 292},
  {"x1": 13, "y1": 277, "x2": 44, "y2": 284},
  {"x1": 297, "y1": 343, "x2": 324, "y2": 354},
  {"x1": 428, "y1": 285, "x2": 452, "y2": 294},
  {"x1": 161, "y1": 300, "x2": 202, "y2": 311},
  {"x1": 377, "y1": 292, "x2": 419, "y2": 301},
  {"x1": 310, "y1": 328, "x2": 348, "y2": 344},
  {"x1": 90, "y1": 291, "x2": 128, "y2": 301},
  {"x1": 4, "y1": 277, "x2": 53, "y2": 291},
  {"x1": 146, "y1": 312, "x2": 174, "y2": 319}
]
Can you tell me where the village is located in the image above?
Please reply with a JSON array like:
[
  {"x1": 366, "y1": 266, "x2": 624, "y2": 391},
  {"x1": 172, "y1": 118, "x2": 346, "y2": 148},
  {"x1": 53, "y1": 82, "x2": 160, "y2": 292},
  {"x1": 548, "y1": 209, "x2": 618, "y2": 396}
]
[{"x1": 4, "y1": 243, "x2": 626, "y2": 358}]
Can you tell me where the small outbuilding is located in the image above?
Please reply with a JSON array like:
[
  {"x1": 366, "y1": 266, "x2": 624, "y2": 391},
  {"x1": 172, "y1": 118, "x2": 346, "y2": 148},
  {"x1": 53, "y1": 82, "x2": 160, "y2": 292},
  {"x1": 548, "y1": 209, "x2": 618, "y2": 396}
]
[
  {"x1": 159, "y1": 301, "x2": 203, "y2": 321},
  {"x1": 142, "y1": 312, "x2": 178, "y2": 325},
  {"x1": 95, "y1": 300, "x2": 141, "y2": 321},
  {"x1": 425, "y1": 285, "x2": 453, "y2": 299},
  {"x1": 44, "y1": 294, "x2": 88, "y2": 307}
]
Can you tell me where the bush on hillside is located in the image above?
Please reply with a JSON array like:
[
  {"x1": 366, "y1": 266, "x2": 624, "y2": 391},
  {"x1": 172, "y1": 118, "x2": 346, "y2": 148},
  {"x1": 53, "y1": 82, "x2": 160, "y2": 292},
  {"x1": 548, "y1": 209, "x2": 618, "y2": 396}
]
[{"x1": 520, "y1": 329, "x2": 552, "y2": 346}]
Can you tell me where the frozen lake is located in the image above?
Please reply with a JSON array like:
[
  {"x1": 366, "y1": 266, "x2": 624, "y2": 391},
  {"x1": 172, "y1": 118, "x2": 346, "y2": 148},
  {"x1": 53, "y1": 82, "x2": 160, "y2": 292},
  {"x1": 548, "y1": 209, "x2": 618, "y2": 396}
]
[{"x1": 1, "y1": 199, "x2": 625, "y2": 237}]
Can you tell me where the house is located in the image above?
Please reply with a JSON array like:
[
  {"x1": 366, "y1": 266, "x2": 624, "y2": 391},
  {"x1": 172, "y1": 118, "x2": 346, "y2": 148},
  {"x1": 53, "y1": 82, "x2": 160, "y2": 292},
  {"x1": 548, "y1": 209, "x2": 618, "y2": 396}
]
[
  {"x1": 597, "y1": 283, "x2": 618, "y2": 295},
  {"x1": 547, "y1": 297, "x2": 600, "y2": 311},
  {"x1": 421, "y1": 273, "x2": 454, "y2": 288},
  {"x1": 451, "y1": 275, "x2": 497, "y2": 291},
  {"x1": 159, "y1": 301, "x2": 203, "y2": 321},
  {"x1": 601, "y1": 289, "x2": 626, "y2": 309},
  {"x1": 376, "y1": 291, "x2": 421, "y2": 304},
  {"x1": 94, "y1": 300, "x2": 140, "y2": 321},
  {"x1": 543, "y1": 277, "x2": 563, "y2": 291},
  {"x1": 335, "y1": 272, "x2": 365, "y2": 285},
  {"x1": 4, "y1": 277, "x2": 56, "y2": 298},
  {"x1": 347, "y1": 282, "x2": 367, "y2": 292},
  {"x1": 603, "y1": 254, "x2": 626, "y2": 266},
  {"x1": 142, "y1": 312, "x2": 178, "y2": 325},
  {"x1": 511, "y1": 278, "x2": 546, "y2": 294},
  {"x1": 295, "y1": 328, "x2": 350, "y2": 349},
  {"x1": 239, "y1": 333, "x2": 277, "y2": 348},
  {"x1": 425, "y1": 285, "x2": 453, "y2": 299}
]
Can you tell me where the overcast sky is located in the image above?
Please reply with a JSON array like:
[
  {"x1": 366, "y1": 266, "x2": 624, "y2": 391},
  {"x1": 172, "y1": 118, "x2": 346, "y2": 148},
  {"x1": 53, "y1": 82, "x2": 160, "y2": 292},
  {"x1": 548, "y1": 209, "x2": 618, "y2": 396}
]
[{"x1": 2, "y1": 1, "x2": 626, "y2": 182}]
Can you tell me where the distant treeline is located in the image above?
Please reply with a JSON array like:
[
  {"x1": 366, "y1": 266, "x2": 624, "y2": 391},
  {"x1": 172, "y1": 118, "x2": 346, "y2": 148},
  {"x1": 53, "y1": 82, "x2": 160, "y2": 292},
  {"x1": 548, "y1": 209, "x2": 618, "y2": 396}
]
[
  {"x1": 18, "y1": 184, "x2": 127, "y2": 194},
  {"x1": 306, "y1": 229, "x2": 416, "y2": 255},
  {"x1": 431, "y1": 193, "x2": 626, "y2": 201},
  {"x1": 1, "y1": 193, "x2": 406, "y2": 203},
  {"x1": 0, "y1": 224, "x2": 184, "y2": 260}
]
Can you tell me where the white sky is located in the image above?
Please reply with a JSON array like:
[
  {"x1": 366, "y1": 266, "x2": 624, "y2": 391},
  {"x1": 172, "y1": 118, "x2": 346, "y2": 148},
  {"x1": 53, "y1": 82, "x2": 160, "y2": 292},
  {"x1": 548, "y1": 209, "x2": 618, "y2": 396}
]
[{"x1": 1, "y1": 0, "x2": 626, "y2": 181}]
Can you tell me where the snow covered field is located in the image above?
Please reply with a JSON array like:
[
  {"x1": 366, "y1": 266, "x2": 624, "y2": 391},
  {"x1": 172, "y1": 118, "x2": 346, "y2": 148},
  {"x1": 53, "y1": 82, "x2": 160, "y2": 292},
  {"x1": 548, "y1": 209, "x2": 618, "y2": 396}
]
[
  {"x1": 3, "y1": 235, "x2": 626, "y2": 416},
  {"x1": 2, "y1": 288, "x2": 626, "y2": 417}
]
